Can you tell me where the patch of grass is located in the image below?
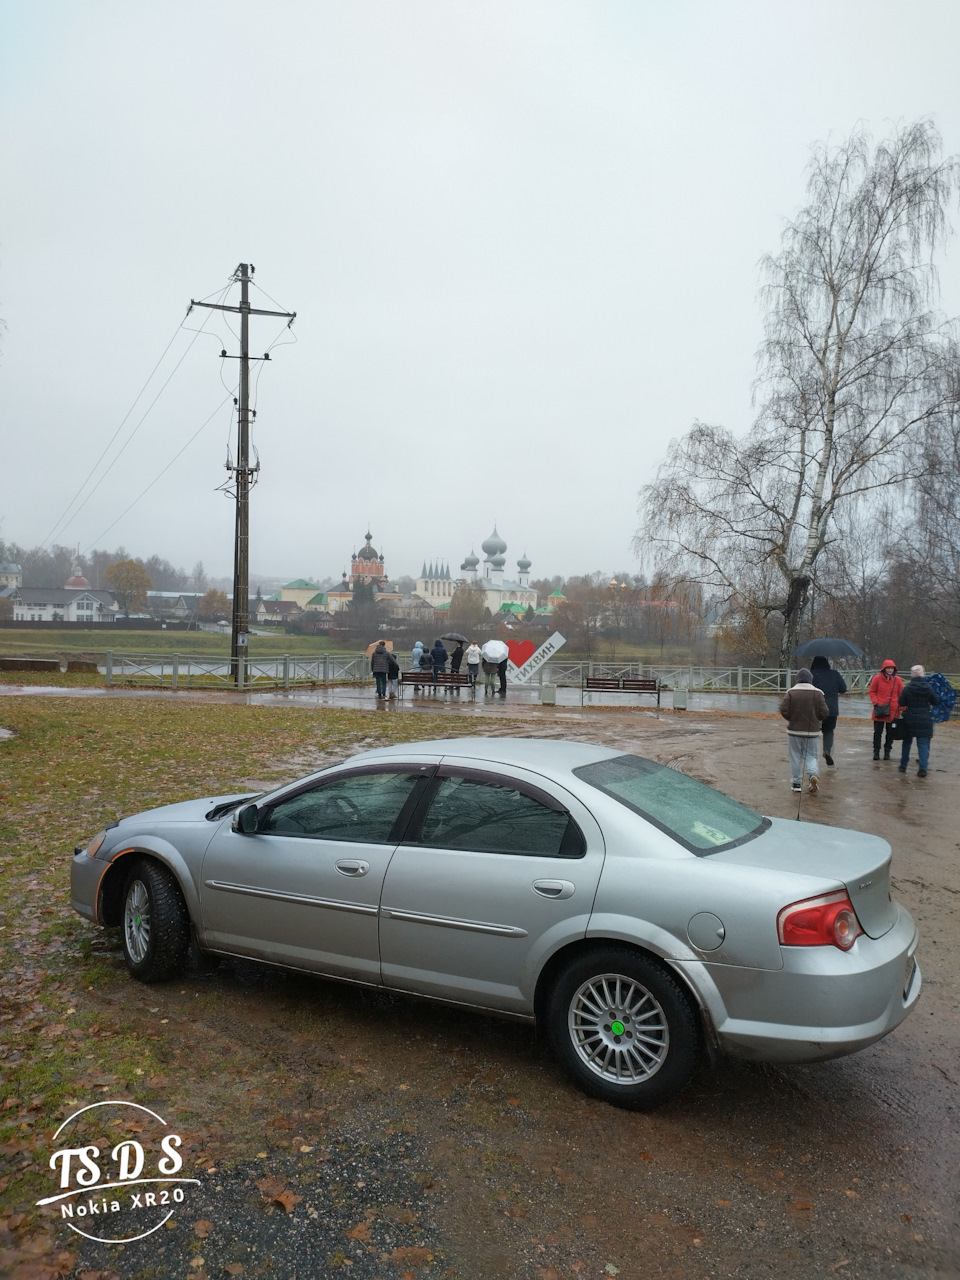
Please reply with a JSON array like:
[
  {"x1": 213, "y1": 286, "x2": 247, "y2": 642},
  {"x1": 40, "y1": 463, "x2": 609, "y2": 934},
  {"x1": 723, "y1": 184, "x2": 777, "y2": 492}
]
[
  {"x1": 0, "y1": 697, "x2": 517, "y2": 1216},
  {"x1": 0, "y1": 628, "x2": 361, "y2": 661}
]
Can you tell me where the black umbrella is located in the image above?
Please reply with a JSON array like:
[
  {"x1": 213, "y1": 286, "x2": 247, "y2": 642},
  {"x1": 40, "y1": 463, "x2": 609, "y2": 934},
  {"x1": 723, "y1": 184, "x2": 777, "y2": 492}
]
[
  {"x1": 441, "y1": 632, "x2": 467, "y2": 643},
  {"x1": 791, "y1": 637, "x2": 864, "y2": 659}
]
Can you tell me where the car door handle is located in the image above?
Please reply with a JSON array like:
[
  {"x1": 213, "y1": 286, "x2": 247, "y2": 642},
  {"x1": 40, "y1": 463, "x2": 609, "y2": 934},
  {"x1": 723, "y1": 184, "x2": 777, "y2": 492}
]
[
  {"x1": 533, "y1": 879, "x2": 575, "y2": 900},
  {"x1": 335, "y1": 860, "x2": 370, "y2": 877}
]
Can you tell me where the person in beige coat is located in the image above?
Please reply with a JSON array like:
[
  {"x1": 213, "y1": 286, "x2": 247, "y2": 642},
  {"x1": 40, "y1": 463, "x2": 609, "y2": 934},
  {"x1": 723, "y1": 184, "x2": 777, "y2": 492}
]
[{"x1": 779, "y1": 668, "x2": 829, "y2": 794}]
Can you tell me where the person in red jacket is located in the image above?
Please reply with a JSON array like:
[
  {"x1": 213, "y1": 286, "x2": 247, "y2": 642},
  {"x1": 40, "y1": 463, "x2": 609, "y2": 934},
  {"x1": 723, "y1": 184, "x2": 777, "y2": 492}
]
[{"x1": 869, "y1": 659, "x2": 903, "y2": 760}]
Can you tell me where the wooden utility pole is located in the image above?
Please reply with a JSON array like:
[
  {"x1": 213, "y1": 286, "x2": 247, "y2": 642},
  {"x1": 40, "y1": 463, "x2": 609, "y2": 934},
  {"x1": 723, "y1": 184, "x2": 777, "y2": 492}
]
[{"x1": 190, "y1": 264, "x2": 295, "y2": 685}]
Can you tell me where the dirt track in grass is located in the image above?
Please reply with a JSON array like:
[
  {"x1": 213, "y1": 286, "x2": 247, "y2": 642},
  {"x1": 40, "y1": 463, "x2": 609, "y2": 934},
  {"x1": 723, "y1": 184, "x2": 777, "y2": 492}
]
[{"x1": 1, "y1": 695, "x2": 958, "y2": 1279}]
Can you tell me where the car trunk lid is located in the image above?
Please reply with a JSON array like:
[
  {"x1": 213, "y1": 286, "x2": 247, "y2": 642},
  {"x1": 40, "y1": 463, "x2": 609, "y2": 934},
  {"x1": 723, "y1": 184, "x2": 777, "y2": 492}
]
[{"x1": 710, "y1": 817, "x2": 897, "y2": 938}]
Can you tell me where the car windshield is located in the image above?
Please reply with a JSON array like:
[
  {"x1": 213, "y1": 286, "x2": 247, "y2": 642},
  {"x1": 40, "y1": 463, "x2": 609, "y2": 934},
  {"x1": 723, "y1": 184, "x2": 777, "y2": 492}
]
[{"x1": 573, "y1": 754, "x2": 768, "y2": 855}]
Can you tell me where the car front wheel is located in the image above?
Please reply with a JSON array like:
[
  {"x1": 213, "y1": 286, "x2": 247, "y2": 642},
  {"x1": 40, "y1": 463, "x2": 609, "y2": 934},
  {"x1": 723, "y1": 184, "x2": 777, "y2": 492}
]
[
  {"x1": 121, "y1": 859, "x2": 190, "y2": 983},
  {"x1": 546, "y1": 947, "x2": 701, "y2": 1110}
]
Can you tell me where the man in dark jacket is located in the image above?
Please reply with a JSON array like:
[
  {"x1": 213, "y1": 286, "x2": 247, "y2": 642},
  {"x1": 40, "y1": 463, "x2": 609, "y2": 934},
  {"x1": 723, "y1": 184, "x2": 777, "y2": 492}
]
[
  {"x1": 810, "y1": 655, "x2": 848, "y2": 767},
  {"x1": 779, "y1": 668, "x2": 829, "y2": 794},
  {"x1": 417, "y1": 646, "x2": 433, "y2": 686},
  {"x1": 429, "y1": 639, "x2": 448, "y2": 685},
  {"x1": 897, "y1": 665, "x2": 939, "y2": 778},
  {"x1": 370, "y1": 641, "x2": 391, "y2": 698},
  {"x1": 449, "y1": 642, "x2": 464, "y2": 674}
]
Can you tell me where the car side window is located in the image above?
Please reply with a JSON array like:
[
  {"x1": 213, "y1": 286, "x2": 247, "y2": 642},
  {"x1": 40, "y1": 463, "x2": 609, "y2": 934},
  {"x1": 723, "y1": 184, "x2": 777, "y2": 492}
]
[
  {"x1": 259, "y1": 772, "x2": 420, "y2": 843},
  {"x1": 417, "y1": 775, "x2": 583, "y2": 857}
]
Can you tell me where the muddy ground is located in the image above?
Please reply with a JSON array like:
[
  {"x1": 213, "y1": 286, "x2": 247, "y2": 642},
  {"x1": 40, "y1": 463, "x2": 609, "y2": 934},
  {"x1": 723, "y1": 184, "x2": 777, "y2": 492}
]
[{"x1": 5, "y1": 706, "x2": 960, "y2": 1279}]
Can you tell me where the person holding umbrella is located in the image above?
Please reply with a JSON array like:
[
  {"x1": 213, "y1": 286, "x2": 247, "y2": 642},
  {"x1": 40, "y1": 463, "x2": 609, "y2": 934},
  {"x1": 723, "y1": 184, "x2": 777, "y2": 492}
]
[
  {"x1": 810, "y1": 656, "x2": 847, "y2": 766},
  {"x1": 449, "y1": 641, "x2": 465, "y2": 675},
  {"x1": 481, "y1": 639, "x2": 508, "y2": 695}
]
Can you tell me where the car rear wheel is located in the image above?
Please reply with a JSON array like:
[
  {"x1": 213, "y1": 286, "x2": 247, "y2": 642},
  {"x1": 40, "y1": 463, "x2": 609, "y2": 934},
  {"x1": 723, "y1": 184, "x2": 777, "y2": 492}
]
[
  {"x1": 546, "y1": 947, "x2": 701, "y2": 1110},
  {"x1": 121, "y1": 860, "x2": 190, "y2": 983}
]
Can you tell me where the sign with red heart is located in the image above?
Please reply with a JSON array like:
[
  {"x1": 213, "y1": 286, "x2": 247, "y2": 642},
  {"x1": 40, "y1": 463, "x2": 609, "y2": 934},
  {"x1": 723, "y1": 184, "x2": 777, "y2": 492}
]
[{"x1": 506, "y1": 640, "x2": 537, "y2": 669}]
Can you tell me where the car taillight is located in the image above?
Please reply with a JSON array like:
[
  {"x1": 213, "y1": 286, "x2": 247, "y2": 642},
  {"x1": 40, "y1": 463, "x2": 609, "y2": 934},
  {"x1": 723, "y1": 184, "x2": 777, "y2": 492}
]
[{"x1": 777, "y1": 891, "x2": 863, "y2": 951}]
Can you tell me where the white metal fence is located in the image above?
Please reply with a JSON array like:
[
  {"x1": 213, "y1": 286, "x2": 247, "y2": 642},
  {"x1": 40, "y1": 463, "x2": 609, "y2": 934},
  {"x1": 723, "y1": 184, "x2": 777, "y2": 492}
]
[
  {"x1": 534, "y1": 662, "x2": 960, "y2": 693},
  {"x1": 105, "y1": 652, "x2": 368, "y2": 690},
  {"x1": 103, "y1": 652, "x2": 960, "y2": 693}
]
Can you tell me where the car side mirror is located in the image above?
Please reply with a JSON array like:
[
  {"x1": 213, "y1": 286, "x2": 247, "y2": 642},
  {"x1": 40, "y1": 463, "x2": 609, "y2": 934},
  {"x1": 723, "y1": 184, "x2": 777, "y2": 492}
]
[{"x1": 232, "y1": 804, "x2": 260, "y2": 834}]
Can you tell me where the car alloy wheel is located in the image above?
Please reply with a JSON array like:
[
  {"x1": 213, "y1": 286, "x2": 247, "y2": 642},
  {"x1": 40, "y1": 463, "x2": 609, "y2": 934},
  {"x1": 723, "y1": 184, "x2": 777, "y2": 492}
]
[
  {"x1": 120, "y1": 859, "x2": 191, "y2": 983},
  {"x1": 124, "y1": 877, "x2": 151, "y2": 965},
  {"x1": 546, "y1": 946, "x2": 701, "y2": 1110},
  {"x1": 567, "y1": 972, "x2": 670, "y2": 1084}
]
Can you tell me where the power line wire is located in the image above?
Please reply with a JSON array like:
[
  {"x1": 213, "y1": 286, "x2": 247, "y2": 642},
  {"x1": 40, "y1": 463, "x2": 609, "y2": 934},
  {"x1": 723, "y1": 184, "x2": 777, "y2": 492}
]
[
  {"x1": 82, "y1": 392, "x2": 236, "y2": 553},
  {"x1": 42, "y1": 292, "x2": 228, "y2": 548}
]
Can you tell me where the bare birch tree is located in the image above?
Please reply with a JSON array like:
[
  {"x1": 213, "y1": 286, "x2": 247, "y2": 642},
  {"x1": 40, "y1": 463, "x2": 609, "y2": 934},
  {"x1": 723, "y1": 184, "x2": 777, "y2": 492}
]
[
  {"x1": 913, "y1": 382, "x2": 960, "y2": 657},
  {"x1": 637, "y1": 120, "x2": 960, "y2": 664}
]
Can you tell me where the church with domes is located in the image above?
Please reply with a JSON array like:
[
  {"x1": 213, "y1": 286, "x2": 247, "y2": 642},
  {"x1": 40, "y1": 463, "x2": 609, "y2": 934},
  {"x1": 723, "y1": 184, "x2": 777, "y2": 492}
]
[
  {"x1": 326, "y1": 530, "x2": 401, "y2": 613},
  {"x1": 412, "y1": 528, "x2": 536, "y2": 617}
]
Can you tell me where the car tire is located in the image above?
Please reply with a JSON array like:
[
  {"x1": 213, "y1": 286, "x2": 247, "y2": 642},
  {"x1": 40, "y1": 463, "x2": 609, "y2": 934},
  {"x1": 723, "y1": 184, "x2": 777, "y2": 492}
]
[
  {"x1": 120, "y1": 859, "x2": 190, "y2": 983},
  {"x1": 546, "y1": 947, "x2": 701, "y2": 1110}
]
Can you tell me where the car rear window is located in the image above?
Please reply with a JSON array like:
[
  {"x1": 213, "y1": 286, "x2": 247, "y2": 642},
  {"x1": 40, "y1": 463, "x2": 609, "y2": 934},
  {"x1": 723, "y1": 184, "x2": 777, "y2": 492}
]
[{"x1": 573, "y1": 754, "x2": 768, "y2": 855}]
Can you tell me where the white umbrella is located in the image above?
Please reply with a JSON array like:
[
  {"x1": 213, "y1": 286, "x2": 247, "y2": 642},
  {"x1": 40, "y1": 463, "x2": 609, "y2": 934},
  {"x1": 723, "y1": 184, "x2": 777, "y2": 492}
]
[{"x1": 481, "y1": 640, "x2": 508, "y2": 662}]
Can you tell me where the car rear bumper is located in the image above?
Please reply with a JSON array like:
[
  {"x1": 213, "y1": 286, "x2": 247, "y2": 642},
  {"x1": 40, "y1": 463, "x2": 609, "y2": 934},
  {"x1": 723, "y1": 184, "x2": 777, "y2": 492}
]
[{"x1": 682, "y1": 905, "x2": 920, "y2": 1063}]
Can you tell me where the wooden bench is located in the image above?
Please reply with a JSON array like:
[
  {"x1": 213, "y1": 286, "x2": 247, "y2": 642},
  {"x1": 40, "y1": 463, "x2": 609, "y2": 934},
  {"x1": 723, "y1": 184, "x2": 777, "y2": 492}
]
[
  {"x1": 581, "y1": 675, "x2": 661, "y2": 706},
  {"x1": 399, "y1": 670, "x2": 475, "y2": 697}
]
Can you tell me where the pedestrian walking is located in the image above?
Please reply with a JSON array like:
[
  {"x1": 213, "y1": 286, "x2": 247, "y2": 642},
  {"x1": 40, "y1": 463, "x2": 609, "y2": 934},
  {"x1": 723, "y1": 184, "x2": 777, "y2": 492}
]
[
  {"x1": 869, "y1": 659, "x2": 903, "y2": 760},
  {"x1": 897, "y1": 665, "x2": 939, "y2": 778},
  {"x1": 810, "y1": 655, "x2": 848, "y2": 767},
  {"x1": 449, "y1": 642, "x2": 465, "y2": 675},
  {"x1": 370, "y1": 640, "x2": 391, "y2": 699},
  {"x1": 779, "y1": 668, "x2": 829, "y2": 794},
  {"x1": 429, "y1": 638, "x2": 448, "y2": 685},
  {"x1": 465, "y1": 641, "x2": 482, "y2": 686},
  {"x1": 386, "y1": 650, "x2": 400, "y2": 700}
]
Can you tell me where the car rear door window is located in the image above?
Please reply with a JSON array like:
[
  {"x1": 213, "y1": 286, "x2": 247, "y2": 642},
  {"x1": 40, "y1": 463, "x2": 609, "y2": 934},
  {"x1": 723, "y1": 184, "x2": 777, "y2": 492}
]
[
  {"x1": 259, "y1": 771, "x2": 421, "y2": 843},
  {"x1": 416, "y1": 774, "x2": 583, "y2": 857}
]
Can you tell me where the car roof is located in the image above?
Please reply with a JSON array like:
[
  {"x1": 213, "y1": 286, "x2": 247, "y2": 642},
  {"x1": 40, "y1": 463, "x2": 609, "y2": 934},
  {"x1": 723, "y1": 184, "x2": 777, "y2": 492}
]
[{"x1": 347, "y1": 736, "x2": 623, "y2": 777}]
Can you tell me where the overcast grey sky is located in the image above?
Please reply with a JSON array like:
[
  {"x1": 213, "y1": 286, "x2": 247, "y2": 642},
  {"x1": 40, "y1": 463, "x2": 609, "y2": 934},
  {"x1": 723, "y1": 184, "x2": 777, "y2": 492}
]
[{"x1": 2, "y1": 1, "x2": 960, "y2": 583}]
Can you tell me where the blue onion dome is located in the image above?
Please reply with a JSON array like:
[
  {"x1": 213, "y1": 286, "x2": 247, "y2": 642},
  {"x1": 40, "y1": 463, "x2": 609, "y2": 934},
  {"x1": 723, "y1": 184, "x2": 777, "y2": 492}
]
[
  {"x1": 481, "y1": 526, "x2": 507, "y2": 557},
  {"x1": 461, "y1": 548, "x2": 480, "y2": 570},
  {"x1": 516, "y1": 551, "x2": 531, "y2": 572},
  {"x1": 490, "y1": 552, "x2": 506, "y2": 569}
]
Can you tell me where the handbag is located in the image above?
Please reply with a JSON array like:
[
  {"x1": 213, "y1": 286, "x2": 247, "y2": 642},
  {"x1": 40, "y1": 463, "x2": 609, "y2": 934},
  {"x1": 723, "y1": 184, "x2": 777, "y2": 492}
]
[
  {"x1": 873, "y1": 702, "x2": 891, "y2": 719},
  {"x1": 889, "y1": 719, "x2": 907, "y2": 740}
]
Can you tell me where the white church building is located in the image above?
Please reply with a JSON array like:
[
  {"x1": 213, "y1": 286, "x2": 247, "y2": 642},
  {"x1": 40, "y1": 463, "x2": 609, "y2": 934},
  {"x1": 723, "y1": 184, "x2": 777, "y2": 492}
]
[{"x1": 413, "y1": 527, "x2": 538, "y2": 616}]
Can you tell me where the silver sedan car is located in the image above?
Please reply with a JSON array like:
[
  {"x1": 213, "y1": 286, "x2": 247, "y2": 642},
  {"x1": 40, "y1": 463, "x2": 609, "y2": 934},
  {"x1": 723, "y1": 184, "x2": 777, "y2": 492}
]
[{"x1": 71, "y1": 737, "x2": 920, "y2": 1109}]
